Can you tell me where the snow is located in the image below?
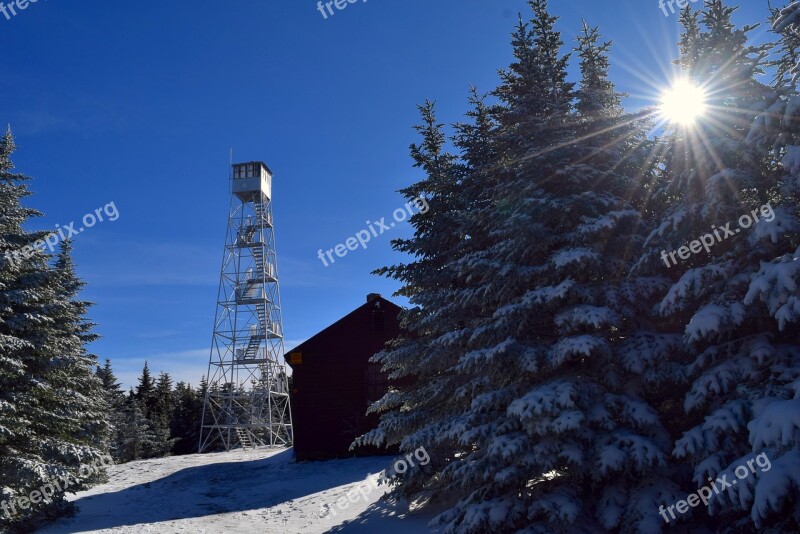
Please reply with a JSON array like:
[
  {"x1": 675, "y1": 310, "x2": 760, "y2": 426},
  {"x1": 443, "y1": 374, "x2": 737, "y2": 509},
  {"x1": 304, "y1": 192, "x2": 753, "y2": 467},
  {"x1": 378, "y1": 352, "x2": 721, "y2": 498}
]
[
  {"x1": 550, "y1": 248, "x2": 600, "y2": 268},
  {"x1": 684, "y1": 302, "x2": 746, "y2": 345},
  {"x1": 683, "y1": 359, "x2": 747, "y2": 412},
  {"x1": 745, "y1": 247, "x2": 800, "y2": 330},
  {"x1": 774, "y1": 2, "x2": 800, "y2": 35},
  {"x1": 576, "y1": 210, "x2": 638, "y2": 236},
  {"x1": 774, "y1": 2, "x2": 800, "y2": 85},
  {"x1": 37, "y1": 449, "x2": 437, "y2": 533},
  {"x1": 751, "y1": 450, "x2": 800, "y2": 525},
  {"x1": 507, "y1": 381, "x2": 576, "y2": 421},
  {"x1": 748, "y1": 204, "x2": 800, "y2": 246},
  {"x1": 554, "y1": 305, "x2": 620, "y2": 331},
  {"x1": 596, "y1": 432, "x2": 665, "y2": 474},
  {"x1": 549, "y1": 335, "x2": 609, "y2": 366},
  {"x1": 658, "y1": 264, "x2": 731, "y2": 316},
  {"x1": 748, "y1": 398, "x2": 800, "y2": 450},
  {"x1": 746, "y1": 97, "x2": 797, "y2": 148},
  {"x1": 784, "y1": 98, "x2": 800, "y2": 127}
]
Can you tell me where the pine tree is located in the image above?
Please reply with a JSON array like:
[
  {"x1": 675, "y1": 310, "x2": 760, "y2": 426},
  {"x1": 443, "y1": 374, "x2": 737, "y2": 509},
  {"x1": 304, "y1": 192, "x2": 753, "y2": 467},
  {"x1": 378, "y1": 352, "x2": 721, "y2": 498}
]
[
  {"x1": 117, "y1": 398, "x2": 152, "y2": 463},
  {"x1": 198, "y1": 375, "x2": 208, "y2": 407},
  {"x1": 428, "y1": 6, "x2": 665, "y2": 529},
  {"x1": 153, "y1": 372, "x2": 174, "y2": 424},
  {"x1": 135, "y1": 362, "x2": 156, "y2": 417},
  {"x1": 0, "y1": 128, "x2": 62, "y2": 530},
  {"x1": 171, "y1": 382, "x2": 202, "y2": 455},
  {"x1": 39, "y1": 240, "x2": 110, "y2": 476},
  {"x1": 96, "y1": 360, "x2": 122, "y2": 396},
  {"x1": 355, "y1": 99, "x2": 467, "y2": 469},
  {"x1": 0, "y1": 130, "x2": 109, "y2": 531},
  {"x1": 96, "y1": 359, "x2": 127, "y2": 462},
  {"x1": 148, "y1": 372, "x2": 176, "y2": 457},
  {"x1": 636, "y1": 1, "x2": 800, "y2": 530},
  {"x1": 363, "y1": 2, "x2": 665, "y2": 531},
  {"x1": 123, "y1": 366, "x2": 174, "y2": 459},
  {"x1": 142, "y1": 416, "x2": 172, "y2": 459},
  {"x1": 773, "y1": 2, "x2": 800, "y2": 87}
]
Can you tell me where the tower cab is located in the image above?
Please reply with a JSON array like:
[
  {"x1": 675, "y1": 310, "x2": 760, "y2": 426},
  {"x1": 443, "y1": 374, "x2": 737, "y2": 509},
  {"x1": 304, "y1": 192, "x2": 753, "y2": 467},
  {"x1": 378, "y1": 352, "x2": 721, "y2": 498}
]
[{"x1": 232, "y1": 161, "x2": 272, "y2": 201}]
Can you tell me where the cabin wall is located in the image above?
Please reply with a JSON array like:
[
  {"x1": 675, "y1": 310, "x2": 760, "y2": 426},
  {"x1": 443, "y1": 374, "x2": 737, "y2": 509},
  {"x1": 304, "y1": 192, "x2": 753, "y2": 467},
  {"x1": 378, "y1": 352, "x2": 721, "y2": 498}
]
[{"x1": 288, "y1": 298, "x2": 401, "y2": 461}]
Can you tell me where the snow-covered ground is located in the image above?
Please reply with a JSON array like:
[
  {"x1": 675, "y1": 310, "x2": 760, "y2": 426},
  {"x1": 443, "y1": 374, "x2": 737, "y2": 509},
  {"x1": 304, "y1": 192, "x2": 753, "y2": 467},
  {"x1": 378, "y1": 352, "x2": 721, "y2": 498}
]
[{"x1": 37, "y1": 449, "x2": 436, "y2": 533}]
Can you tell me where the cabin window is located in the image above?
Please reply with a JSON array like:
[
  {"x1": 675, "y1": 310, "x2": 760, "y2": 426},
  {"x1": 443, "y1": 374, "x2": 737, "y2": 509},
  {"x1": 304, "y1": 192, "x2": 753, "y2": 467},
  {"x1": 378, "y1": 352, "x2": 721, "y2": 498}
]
[{"x1": 366, "y1": 363, "x2": 387, "y2": 403}]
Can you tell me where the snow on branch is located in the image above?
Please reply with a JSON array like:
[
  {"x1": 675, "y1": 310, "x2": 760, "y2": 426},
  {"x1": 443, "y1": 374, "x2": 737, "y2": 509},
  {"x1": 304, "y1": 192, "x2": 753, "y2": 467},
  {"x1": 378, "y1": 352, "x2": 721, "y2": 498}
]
[{"x1": 774, "y1": 2, "x2": 800, "y2": 85}]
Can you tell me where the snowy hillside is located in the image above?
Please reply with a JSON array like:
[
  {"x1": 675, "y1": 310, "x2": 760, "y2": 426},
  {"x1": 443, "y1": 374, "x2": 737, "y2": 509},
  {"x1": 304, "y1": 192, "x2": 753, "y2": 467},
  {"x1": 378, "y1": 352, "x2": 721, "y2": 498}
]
[{"x1": 37, "y1": 449, "x2": 436, "y2": 533}]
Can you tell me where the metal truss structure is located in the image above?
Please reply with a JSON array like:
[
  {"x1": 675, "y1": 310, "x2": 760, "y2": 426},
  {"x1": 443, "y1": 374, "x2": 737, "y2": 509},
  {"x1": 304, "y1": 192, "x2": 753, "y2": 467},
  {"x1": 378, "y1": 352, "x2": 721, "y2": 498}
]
[{"x1": 199, "y1": 161, "x2": 293, "y2": 452}]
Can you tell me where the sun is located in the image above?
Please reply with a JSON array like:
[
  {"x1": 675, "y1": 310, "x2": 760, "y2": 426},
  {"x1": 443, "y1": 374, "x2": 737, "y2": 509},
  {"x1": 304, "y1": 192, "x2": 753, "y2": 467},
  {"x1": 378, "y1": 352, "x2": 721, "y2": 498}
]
[{"x1": 659, "y1": 79, "x2": 707, "y2": 126}]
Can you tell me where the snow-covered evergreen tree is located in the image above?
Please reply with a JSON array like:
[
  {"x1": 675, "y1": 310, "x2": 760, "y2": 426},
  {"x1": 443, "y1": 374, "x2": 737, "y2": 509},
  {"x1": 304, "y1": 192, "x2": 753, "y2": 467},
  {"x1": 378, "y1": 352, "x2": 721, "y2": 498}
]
[
  {"x1": 0, "y1": 128, "x2": 64, "y2": 531},
  {"x1": 135, "y1": 361, "x2": 156, "y2": 414},
  {"x1": 428, "y1": 6, "x2": 669, "y2": 530},
  {"x1": 773, "y1": 2, "x2": 800, "y2": 87},
  {"x1": 635, "y1": 1, "x2": 800, "y2": 530},
  {"x1": 171, "y1": 382, "x2": 202, "y2": 455},
  {"x1": 38, "y1": 240, "x2": 110, "y2": 482},
  {"x1": 96, "y1": 359, "x2": 127, "y2": 462},
  {"x1": 124, "y1": 364, "x2": 173, "y2": 460},
  {"x1": 363, "y1": 2, "x2": 670, "y2": 531},
  {"x1": 153, "y1": 371, "x2": 174, "y2": 431},
  {"x1": 353, "y1": 99, "x2": 475, "y2": 497},
  {"x1": 117, "y1": 397, "x2": 153, "y2": 463},
  {"x1": 149, "y1": 372, "x2": 177, "y2": 456},
  {"x1": 96, "y1": 359, "x2": 123, "y2": 399},
  {"x1": 0, "y1": 130, "x2": 109, "y2": 531},
  {"x1": 359, "y1": 2, "x2": 800, "y2": 532}
]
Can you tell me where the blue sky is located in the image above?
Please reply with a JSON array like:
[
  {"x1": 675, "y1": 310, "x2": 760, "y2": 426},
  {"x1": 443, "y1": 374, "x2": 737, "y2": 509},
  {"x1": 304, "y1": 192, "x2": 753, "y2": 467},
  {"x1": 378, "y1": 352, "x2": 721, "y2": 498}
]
[{"x1": 0, "y1": 0, "x2": 775, "y2": 389}]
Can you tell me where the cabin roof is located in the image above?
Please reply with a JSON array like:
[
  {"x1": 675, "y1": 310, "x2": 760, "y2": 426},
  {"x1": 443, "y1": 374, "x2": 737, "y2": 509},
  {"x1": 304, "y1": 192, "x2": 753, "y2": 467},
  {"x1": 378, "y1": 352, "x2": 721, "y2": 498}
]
[{"x1": 284, "y1": 295, "x2": 401, "y2": 367}]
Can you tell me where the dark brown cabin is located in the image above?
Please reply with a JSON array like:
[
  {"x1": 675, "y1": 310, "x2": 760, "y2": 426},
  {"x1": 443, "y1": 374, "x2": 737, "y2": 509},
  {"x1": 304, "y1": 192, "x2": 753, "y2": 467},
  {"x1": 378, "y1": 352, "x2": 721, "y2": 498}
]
[{"x1": 285, "y1": 293, "x2": 401, "y2": 461}]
